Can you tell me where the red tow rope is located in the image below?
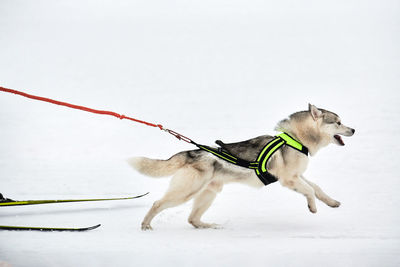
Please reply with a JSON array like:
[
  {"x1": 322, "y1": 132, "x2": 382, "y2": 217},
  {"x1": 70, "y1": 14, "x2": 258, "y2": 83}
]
[{"x1": 0, "y1": 86, "x2": 195, "y2": 144}]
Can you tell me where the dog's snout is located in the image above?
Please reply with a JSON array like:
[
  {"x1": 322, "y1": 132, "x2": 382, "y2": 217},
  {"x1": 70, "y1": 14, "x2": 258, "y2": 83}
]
[{"x1": 343, "y1": 127, "x2": 355, "y2": 137}]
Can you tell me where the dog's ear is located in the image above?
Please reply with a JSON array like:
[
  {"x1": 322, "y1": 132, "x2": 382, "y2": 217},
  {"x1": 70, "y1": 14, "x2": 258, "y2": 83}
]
[{"x1": 309, "y1": 104, "x2": 322, "y2": 121}]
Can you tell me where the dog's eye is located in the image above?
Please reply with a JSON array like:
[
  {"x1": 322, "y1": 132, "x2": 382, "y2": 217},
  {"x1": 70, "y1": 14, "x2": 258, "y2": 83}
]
[{"x1": 337, "y1": 122, "x2": 341, "y2": 126}]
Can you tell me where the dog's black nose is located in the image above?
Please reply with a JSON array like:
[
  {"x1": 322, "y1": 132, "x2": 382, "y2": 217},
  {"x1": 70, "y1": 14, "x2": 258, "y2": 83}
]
[{"x1": 352, "y1": 129, "x2": 355, "y2": 134}]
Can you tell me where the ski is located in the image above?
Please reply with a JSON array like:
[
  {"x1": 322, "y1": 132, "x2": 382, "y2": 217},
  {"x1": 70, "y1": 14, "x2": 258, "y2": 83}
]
[
  {"x1": 0, "y1": 192, "x2": 149, "y2": 207},
  {"x1": 0, "y1": 224, "x2": 101, "y2": 232}
]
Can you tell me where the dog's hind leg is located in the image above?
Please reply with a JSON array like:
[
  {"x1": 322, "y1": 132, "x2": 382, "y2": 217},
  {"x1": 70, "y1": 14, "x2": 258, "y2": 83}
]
[
  {"x1": 188, "y1": 181, "x2": 223, "y2": 229},
  {"x1": 301, "y1": 176, "x2": 341, "y2": 208},
  {"x1": 141, "y1": 166, "x2": 213, "y2": 231}
]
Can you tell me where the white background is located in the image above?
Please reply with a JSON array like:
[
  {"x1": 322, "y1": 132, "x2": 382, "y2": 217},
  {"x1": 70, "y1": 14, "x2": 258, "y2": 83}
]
[{"x1": 0, "y1": 0, "x2": 399, "y2": 266}]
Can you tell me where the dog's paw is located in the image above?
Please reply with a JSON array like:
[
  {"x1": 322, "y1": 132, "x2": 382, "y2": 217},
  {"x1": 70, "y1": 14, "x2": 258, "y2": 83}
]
[
  {"x1": 209, "y1": 223, "x2": 223, "y2": 229},
  {"x1": 141, "y1": 223, "x2": 153, "y2": 231},
  {"x1": 308, "y1": 205, "x2": 317, "y2": 214},
  {"x1": 328, "y1": 200, "x2": 341, "y2": 208},
  {"x1": 190, "y1": 220, "x2": 222, "y2": 229}
]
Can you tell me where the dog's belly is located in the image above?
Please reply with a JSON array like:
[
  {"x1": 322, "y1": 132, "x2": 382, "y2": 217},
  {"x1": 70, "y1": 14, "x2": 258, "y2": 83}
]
[{"x1": 210, "y1": 156, "x2": 265, "y2": 188}]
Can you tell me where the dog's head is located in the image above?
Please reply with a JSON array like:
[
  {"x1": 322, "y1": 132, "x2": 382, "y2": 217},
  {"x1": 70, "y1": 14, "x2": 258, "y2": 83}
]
[
  {"x1": 275, "y1": 104, "x2": 355, "y2": 155},
  {"x1": 308, "y1": 104, "x2": 355, "y2": 146}
]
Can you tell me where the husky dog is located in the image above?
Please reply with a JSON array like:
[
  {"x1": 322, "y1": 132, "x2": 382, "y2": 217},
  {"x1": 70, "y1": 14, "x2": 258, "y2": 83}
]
[{"x1": 129, "y1": 104, "x2": 355, "y2": 230}]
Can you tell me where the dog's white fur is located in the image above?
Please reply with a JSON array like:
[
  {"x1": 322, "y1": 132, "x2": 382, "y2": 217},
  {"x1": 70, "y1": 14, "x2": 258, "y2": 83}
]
[{"x1": 129, "y1": 104, "x2": 355, "y2": 230}]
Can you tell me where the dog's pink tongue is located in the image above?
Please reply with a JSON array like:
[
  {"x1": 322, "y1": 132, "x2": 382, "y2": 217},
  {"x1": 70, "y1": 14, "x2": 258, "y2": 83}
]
[{"x1": 334, "y1": 135, "x2": 345, "y2": 146}]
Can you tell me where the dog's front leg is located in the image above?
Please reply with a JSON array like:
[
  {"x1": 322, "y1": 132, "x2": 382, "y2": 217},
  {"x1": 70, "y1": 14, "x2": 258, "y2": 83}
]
[
  {"x1": 301, "y1": 176, "x2": 341, "y2": 208},
  {"x1": 281, "y1": 175, "x2": 317, "y2": 213}
]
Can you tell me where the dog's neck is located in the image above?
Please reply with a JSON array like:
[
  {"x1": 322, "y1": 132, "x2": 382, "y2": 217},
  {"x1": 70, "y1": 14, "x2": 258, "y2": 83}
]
[{"x1": 275, "y1": 116, "x2": 329, "y2": 156}]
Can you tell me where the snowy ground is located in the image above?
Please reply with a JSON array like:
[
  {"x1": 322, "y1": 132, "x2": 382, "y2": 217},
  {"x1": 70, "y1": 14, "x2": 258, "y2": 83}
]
[{"x1": 1, "y1": 1, "x2": 399, "y2": 266}]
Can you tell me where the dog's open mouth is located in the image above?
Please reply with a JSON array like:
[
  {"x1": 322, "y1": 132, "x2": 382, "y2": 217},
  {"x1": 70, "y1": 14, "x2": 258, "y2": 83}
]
[{"x1": 334, "y1": 135, "x2": 345, "y2": 146}]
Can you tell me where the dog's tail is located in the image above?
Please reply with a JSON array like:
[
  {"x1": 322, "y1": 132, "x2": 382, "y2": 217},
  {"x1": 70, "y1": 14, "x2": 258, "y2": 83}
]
[{"x1": 128, "y1": 154, "x2": 186, "y2": 178}]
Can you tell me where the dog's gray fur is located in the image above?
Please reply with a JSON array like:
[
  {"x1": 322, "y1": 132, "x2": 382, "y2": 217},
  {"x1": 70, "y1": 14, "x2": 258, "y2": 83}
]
[{"x1": 129, "y1": 104, "x2": 355, "y2": 230}]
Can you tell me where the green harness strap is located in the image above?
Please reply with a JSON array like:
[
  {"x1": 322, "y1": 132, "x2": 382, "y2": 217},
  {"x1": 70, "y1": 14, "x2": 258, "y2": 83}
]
[{"x1": 196, "y1": 132, "x2": 308, "y2": 186}]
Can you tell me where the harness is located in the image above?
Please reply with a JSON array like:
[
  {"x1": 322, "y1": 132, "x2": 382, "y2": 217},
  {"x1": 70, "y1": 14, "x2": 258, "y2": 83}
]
[{"x1": 196, "y1": 133, "x2": 309, "y2": 186}]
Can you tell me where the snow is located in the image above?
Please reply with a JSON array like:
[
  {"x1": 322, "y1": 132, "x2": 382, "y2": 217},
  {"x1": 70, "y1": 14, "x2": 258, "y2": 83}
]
[{"x1": 0, "y1": 0, "x2": 399, "y2": 266}]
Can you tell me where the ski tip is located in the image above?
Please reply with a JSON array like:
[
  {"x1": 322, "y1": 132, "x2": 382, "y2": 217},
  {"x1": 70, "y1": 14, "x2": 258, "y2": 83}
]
[
  {"x1": 86, "y1": 224, "x2": 101, "y2": 231},
  {"x1": 133, "y1": 192, "x2": 150, "y2": 199}
]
